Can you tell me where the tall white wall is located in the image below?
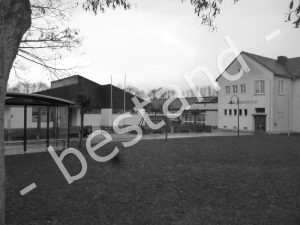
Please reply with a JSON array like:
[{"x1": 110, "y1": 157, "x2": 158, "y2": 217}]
[
  {"x1": 272, "y1": 76, "x2": 293, "y2": 133},
  {"x1": 218, "y1": 53, "x2": 274, "y2": 132},
  {"x1": 292, "y1": 79, "x2": 300, "y2": 132}
]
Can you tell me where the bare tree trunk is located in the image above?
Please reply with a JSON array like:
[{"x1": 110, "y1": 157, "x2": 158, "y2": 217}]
[
  {"x1": 78, "y1": 108, "x2": 84, "y2": 148},
  {"x1": 37, "y1": 107, "x2": 41, "y2": 140},
  {"x1": 0, "y1": 0, "x2": 31, "y2": 224},
  {"x1": 0, "y1": 89, "x2": 6, "y2": 225}
]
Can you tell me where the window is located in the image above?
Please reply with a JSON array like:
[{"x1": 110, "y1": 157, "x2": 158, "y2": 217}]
[
  {"x1": 224, "y1": 109, "x2": 227, "y2": 116},
  {"x1": 183, "y1": 113, "x2": 205, "y2": 124},
  {"x1": 183, "y1": 114, "x2": 194, "y2": 124},
  {"x1": 255, "y1": 108, "x2": 265, "y2": 113},
  {"x1": 229, "y1": 109, "x2": 232, "y2": 116},
  {"x1": 239, "y1": 109, "x2": 242, "y2": 116},
  {"x1": 233, "y1": 85, "x2": 238, "y2": 94},
  {"x1": 234, "y1": 109, "x2": 237, "y2": 115},
  {"x1": 196, "y1": 114, "x2": 206, "y2": 124},
  {"x1": 32, "y1": 107, "x2": 53, "y2": 123},
  {"x1": 241, "y1": 84, "x2": 246, "y2": 93},
  {"x1": 254, "y1": 80, "x2": 265, "y2": 94},
  {"x1": 32, "y1": 108, "x2": 39, "y2": 122},
  {"x1": 278, "y1": 80, "x2": 284, "y2": 95},
  {"x1": 244, "y1": 109, "x2": 248, "y2": 116},
  {"x1": 225, "y1": 86, "x2": 231, "y2": 94}
]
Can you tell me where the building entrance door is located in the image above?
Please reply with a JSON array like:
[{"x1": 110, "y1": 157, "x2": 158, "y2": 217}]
[{"x1": 254, "y1": 115, "x2": 266, "y2": 132}]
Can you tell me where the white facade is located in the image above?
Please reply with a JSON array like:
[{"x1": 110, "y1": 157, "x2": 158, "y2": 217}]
[
  {"x1": 181, "y1": 102, "x2": 218, "y2": 127},
  {"x1": 68, "y1": 108, "x2": 144, "y2": 128},
  {"x1": 218, "y1": 53, "x2": 298, "y2": 133},
  {"x1": 4, "y1": 106, "x2": 143, "y2": 130},
  {"x1": 292, "y1": 79, "x2": 300, "y2": 132},
  {"x1": 100, "y1": 108, "x2": 144, "y2": 127},
  {"x1": 4, "y1": 106, "x2": 54, "y2": 129},
  {"x1": 205, "y1": 111, "x2": 218, "y2": 127},
  {"x1": 70, "y1": 108, "x2": 101, "y2": 128}
]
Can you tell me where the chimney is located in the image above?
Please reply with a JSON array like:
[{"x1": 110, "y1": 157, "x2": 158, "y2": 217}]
[{"x1": 277, "y1": 56, "x2": 288, "y2": 65}]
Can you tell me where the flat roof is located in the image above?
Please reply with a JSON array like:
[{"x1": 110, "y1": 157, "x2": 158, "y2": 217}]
[{"x1": 5, "y1": 92, "x2": 75, "y2": 106}]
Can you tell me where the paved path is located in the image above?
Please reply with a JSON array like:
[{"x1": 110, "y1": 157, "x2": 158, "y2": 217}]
[
  {"x1": 5, "y1": 143, "x2": 65, "y2": 156},
  {"x1": 106, "y1": 130, "x2": 251, "y2": 142},
  {"x1": 5, "y1": 131, "x2": 252, "y2": 155}
]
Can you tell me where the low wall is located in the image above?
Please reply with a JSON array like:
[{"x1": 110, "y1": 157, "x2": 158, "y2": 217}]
[
  {"x1": 84, "y1": 114, "x2": 101, "y2": 127},
  {"x1": 111, "y1": 113, "x2": 143, "y2": 126}
]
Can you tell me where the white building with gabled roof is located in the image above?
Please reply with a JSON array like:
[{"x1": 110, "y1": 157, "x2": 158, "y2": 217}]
[{"x1": 217, "y1": 51, "x2": 300, "y2": 133}]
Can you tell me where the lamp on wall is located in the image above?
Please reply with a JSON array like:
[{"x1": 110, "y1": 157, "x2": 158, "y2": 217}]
[{"x1": 229, "y1": 94, "x2": 240, "y2": 136}]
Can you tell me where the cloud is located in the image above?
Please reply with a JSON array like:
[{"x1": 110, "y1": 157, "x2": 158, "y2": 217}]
[{"x1": 10, "y1": 0, "x2": 300, "y2": 91}]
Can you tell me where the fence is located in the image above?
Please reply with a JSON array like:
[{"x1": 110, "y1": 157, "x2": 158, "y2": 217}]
[{"x1": 4, "y1": 126, "x2": 93, "y2": 142}]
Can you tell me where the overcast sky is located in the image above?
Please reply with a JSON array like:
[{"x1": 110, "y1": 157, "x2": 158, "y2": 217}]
[{"x1": 9, "y1": 0, "x2": 300, "y2": 92}]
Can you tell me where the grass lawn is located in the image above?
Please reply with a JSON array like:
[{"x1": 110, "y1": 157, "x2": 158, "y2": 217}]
[{"x1": 5, "y1": 135, "x2": 300, "y2": 225}]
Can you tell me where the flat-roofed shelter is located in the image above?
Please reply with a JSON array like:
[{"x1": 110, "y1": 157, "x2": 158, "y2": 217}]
[{"x1": 5, "y1": 92, "x2": 75, "y2": 153}]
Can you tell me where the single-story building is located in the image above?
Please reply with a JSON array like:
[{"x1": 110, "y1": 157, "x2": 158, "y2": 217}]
[
  {"x1": 149, "y1": 96, "x2": 218, "y2": 128},
  {"x1": 5, "y1": 92, "x2": 74, "y2": 152}
]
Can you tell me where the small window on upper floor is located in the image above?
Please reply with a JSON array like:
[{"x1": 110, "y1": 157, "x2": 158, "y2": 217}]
[
  {"x1": 225, "y1": 86, "x2": 231, "y2": 94},
  {"x1": 278, "y1": 80, "x2": 285, "y2": 95},
  {"x1": 233, "y1": 85, "x2": 238, "y2": 94},
  {"x1": 241, "y1": 84, "x2": 246, "y2": 93},
  {"x1": 254, "y1": 80, "x2": 265, "y2": 95},
  {"x1": 224, "y1": 109, "x2": 227, "y2": 116}
]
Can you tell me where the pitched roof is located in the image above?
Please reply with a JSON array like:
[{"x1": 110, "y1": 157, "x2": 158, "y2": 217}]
[
  {"x1": 243, "y1": 52, "x2": 300, "y2": 78},
  {"x1": 150, "y1": 96, "x2": 218, "y2": 111},
  {"x1": 217, "y1": 51, "x2": 300, "y2": 80},
  {"x1": 190, "y1": 102, "x2": 218, "y2": 111},
  {"x1": 284, "y1": 57, "x2": 300, "y2": 77}
]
